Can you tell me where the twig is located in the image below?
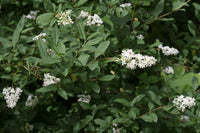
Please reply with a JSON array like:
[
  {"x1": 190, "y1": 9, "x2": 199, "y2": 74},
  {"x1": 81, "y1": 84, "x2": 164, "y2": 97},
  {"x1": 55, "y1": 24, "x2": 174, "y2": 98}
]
[
  {"x1": 131, "y1": 0, "x2": 191, "y2": 33},
  {"x1": 139, "y1": 105, "x2": 169, "y2": 118}
]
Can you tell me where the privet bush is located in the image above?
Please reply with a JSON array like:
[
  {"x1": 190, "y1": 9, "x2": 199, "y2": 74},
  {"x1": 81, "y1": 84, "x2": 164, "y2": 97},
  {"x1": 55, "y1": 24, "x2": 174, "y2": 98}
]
[{"x1": 1, "y1": 0, "x2": 200, "y2": 132}]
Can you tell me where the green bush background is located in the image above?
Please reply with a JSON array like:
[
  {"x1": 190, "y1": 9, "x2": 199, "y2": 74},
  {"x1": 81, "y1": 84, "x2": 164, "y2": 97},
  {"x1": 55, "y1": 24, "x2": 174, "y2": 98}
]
[{"x1": 1, "y1": 0, "x2": 200, "y2": 132}]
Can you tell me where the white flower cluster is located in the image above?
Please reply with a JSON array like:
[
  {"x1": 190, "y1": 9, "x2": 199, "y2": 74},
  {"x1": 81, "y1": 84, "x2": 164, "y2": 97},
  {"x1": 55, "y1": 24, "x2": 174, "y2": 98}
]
[
  {"x1": 159, "y1": 44, "x2": 179, "y2": 56},
  {"x1": 121, "y1": 49, "x2": 157, "y2": 70},
  {"x1": 33, "y1": 33, "x2": 46, "y2": 42},
  {"x1": 172, "y1": 95, "x2": 196, "y2": 112},
  {"x1": 25, "y1": 95, "x2": 38, "y2": 107},
  {"x1": 56, "y1": 10, "x2": 74, "y2": 26},
  {"x1": 120, "y1": 3, "x2": 132, "y2": 8},
  {"x1": 2, "y1": 87, "x2": 23, "y2": 109},
  {"x1": 112, "y1": 124, "x2": 121, "y2": 133},
  {"x1": 77, "y1": 94, "x2": 91, "y2": 104},
  {"x1": 136, "y1": 34, "x2": 144, "y2": 40},
  {"x1": 163, "y1": 66, "x2": 174, "y2": 74},
  {"x1": 47, "y1": 49, "x2": 56, "y2": 55},
  {"x1": 43, "y1": 73, "x2": 61, "y2": 87},
  {"x1": 180, "y1": 115, "x2": 189, "y2": 122},
  {"x1": 85, "y1": 14, "x2": 103, "y2": 26},
  {"x1": 78, "y1": 10, "x2": 89, "y2": 18},
  {"x1": 24, "y1": 10, "x2": 39, "y2": 20}
]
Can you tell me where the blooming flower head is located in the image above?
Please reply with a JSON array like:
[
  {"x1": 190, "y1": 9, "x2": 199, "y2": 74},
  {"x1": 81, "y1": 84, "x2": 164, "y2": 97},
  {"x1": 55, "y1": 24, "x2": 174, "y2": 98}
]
[
  {"x1": 85, "y1": 14, "x2": 103, "y2": 26},
  {"x1": 78, "y1": 10, "x2": 89, "y2": 18},
  {"x1": 180, "y1": 115, "x2": 189, "y2": 122},
  {"x1": 43, "y1": 73, "x2": 60, "y2": 86},
  {"x1": 77, "y1": 94, "x2": 91, "y2": 104},
  {"x1": 56, "y1": 10, "x2": 74, "y2": 26},
  {"x1": 121, "y1": 49, "x2": 157, "y2": 70},
  {"x1": 33, "y1": 33, "x2": 46, "y2": 42},
  {"x1": 2, "y1": 87, "x2": 23, "y2": 109},
  {"x1": 113, "y1": 124, "x2": 121, "y2": 133},
  {"x1": 24, "y1": 10, "x2": 39, "y2": 20},
  {"x1": 25, "y1": 95, "x2": 38, "y2": 107},
  {"x1": 172, "y1": 95, "x2": 196, "y2": 112},
  {"x1": 120, "y1": 3, "x2": 132, "y2": 8},
  {"x1": 159, "y1": 44, "x2": 179, "y2": 56},
  {"x1": 136, "y1": 34, "x2": 144, "y2": 40},
  {"x1": 163, "y1": 66, "x2": 174, "y2": 74}
]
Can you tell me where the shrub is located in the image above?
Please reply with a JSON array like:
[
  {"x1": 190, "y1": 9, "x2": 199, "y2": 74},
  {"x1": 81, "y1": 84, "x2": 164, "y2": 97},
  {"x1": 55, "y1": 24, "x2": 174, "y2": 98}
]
[{"x1": 1, "y1": 0, "x2": 200, "y2": 132}]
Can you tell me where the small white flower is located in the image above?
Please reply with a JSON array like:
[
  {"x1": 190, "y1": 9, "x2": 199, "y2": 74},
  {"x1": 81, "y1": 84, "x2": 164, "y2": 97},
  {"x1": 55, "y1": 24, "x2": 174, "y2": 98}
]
[
  {"x1": 77, "y1": 94, "x2": 91, "y2": 104},
  {"x1": 180, "y1": 115, "x2": 189, "y2": 122},
  {"x1": 47, "y1": 49, "x2": 56, "y2": 55},
  {"x1": 120, "y1": 3, "x2": 131, "y2": 8},
  {"x1": 33, "y1": 33, "x2": 46, "y2": 42},
  {"x1": 43, "y1": 73, "x2": 60, "y2": 86},
  {"x1": 159, "y1": 44, "x2": 179, "y2": 56},
  {"x1": 78, "y1": 10, "x2": 89, "y2": 18},
  {"x1": 3, "y1": 87, "x2": 23, "y2": 109},
  {"x1": 85, "y1": 14, "x2": 103, "y2": 26},
  {"x1": 112, "y1": 124, "x2": 121, "y2": 133},
  {"x1": 25, "y1": 95, "x2": 38, "y2": 107},
  {"x1": 172, "y1": 95, "x2": 196, "y2": 112},
  {"x1": 136, "y1": 34, "x2": 144, "y2": 40},
  {"x1": 56, "y1": 10, "x2": 74, "y2": 26},
  {"x1": 24, "y1": 10, "x2": 39, "y2": 20},
  {"x1": 163, "y1": 66, "x2": 174, "y2": 74}
]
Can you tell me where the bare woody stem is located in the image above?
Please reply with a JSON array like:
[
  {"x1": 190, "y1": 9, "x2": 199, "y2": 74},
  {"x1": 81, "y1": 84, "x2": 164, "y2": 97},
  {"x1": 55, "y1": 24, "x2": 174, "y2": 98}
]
[{"x1": 139, "y1": 105, "x2": 169, "y2": 118}]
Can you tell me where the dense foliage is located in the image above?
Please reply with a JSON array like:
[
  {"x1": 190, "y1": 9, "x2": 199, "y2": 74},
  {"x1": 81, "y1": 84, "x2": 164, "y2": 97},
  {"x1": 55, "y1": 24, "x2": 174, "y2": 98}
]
[{"x1": 1, "y1": 0, "x2": 200, "y2": 132}]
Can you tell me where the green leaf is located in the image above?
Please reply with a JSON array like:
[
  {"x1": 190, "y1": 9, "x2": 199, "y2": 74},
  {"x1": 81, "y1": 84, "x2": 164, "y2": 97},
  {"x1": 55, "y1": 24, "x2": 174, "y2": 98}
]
[
  {"x1": 94, "y1": 118, "x2": 107, "y2": 129},
  {"x1": 76, "y1": 0, "x2": 88, "y2": 7},
  {"x1": 170, "y1": 73, "x2": 200, "y2": 92},
  {"x1": 38, "y1": 38, "x2": 48, "y2": 58},
  {"x1": 81, "y1": 45, "x2": 97, "y2": 52},
  {"x1": 12, "y1": 17, "x2": 25, "y2": 48},
  {"x1": 78, "y1": 54, "x2": 90, "y2": 65},
  {"x1": 58, "y1": 88, "x2": 68, "y2": 100},
  {"x1": 192, "y1": 76, "x2": 199, "y2": 91},
  {"x1": 36, "y1": 13, "x2": 54, "y2": 26},
  {"x1": 88, "y1": 61, "x2": 98, "y2": 71},
  {"x1": 0, "y1": 37, "x2": 12, "y2": 48},
  {"x1": 128, "y1": 109, "x2": 137, "y2": 119},
  {"x1": 154, "y1": 0, "x2": 164, "y2": 17},
  {"x1": 131, "y1": 94, "x2": 145, "y2": 107},
  {"x1": 99, "y1": 75, "x2": 116, "y2": 81},
  {"x1": 95, "y1": 41, "x2": 110, "y2": 58},
  {"x1": 62, "y1": 68, "x2": 69, "y2": 77},
  {"x1": 77, "y1": 23, "x2": 86, "y2": 40},
  {"x1": 85, "y1": 37, "x2": 103, "y2": 46},
  {"x1": 53, "y1": 25, "x2": 59, "y2": 43},
  {"x1": 141, "y1": 113, "x2": 158, "y2": 123},
  {"x1": 172, "y1": 1, "x2": 186, "y2": 11},
  {"x1": 40, "y1": 57, "x2": 61, "y2": 65},
  {"x1": 36, "y1": 84, "x2": 58, "y2": 93},
  {"x1": 188, "y1": 20, "x2": 196, "y2": 36},
  {"x1": 102, "y1": 16, "x2": 114, "y2": 28},
  {"x1": 147, "y1": 91, "x2": 162, "y2": 105},
  {"x1": 91, "y1": 83, "x2": 100, "y2": 93},
  {"x1": 114, "y1": 98, "x2": 129, "y2": 106},
  {"x1": 25, "y1": 57, "x2": 42, "y2": 63},
  {"x1": 193, "y1": 3, "x2": 200, "y2": 10}
]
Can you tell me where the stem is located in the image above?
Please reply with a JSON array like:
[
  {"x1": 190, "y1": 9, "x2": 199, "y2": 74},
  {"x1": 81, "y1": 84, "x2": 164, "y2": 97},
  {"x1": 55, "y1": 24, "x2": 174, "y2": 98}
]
[
  {"x1": 139, "y1": 105, "x2": 168, "y2": 118},
  {"x1": 131, "y1": 0, "x2": 191, "y2": 33},
  {"x1": 131, "y1": 0, "x2": 138, "y2": 26}
]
